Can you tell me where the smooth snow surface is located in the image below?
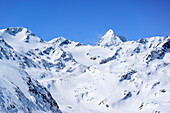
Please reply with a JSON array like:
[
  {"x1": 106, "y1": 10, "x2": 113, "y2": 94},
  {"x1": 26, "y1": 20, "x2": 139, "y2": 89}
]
[{"x1": 0, "y1": 27, "x2": 170, "y2": 113}]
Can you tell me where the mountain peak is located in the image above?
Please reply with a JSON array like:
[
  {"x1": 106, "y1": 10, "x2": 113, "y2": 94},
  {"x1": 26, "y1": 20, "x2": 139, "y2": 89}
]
[
  {"x1": 0, "y1": 27, "x2": 44, "y2": 52},
  {"x1": 49, "y1": 37, "x2": 67, "y2": 44},
  {"x1": 5, "y1": 27, "x2": 36, "y2": 36},
  {"x1": 106, "y1": 29, "x2": 114, "y2": 34},
  {"x1": 5, "y1": 27, "x2": 25, "y2": 36},
  {"x1": 48, "y1": 37, "x2": 72, "y2": 46},
  {"x1": 106, "y1": 29, "x2": 115, "y2": 35},
  {"x1": 1, "y1": 27, "x2": 43, "y2": 43},
  {"x1": 97, "y1": 29, "x2": 127, "y2": 47}
]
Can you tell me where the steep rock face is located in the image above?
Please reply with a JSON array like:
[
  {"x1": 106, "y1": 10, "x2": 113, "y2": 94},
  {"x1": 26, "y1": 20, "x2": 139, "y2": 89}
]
[
  {"x1": 0, "y1": 38, "x2": 39, "y2": 69},
  {"x1": 146, "y1": 36, "x2": 170, "y2": 62},
  {"x1": 97, "y1": 29, "x2": 127, "y2": 47},
  {"x1": 0, "y1": 32, "x2": 62, "y2": 113},
  {"x1": 0, "y1": 60, "x2": 61, "y2": 113}
]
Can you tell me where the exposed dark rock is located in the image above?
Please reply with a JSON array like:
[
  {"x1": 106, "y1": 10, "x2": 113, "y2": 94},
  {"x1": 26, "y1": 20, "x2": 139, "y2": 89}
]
[
  {"x1": 5, "y1": 27, "x2": 23, "y2": 36},
  {"x1": 59, "y1": 40, "x2": 70, "y2": 46},
  {"x1": 25, "y1": 77, "x2": 61, "y2": 113},
  {"x1": 100, "y1": 47, "x2": 122, "y2": 64},
  {"x1": 138, "y1": 38, "x2": 148, "y2": 44},
  {"x1": 146, "y1": 38, "x2": 170, "y2": 62},
  {"x1": 121, "y1": 92, "x2": 132, "y2": 100},
  {"x1": 119, "y1": 70, "x2": 137, "y2": 82}
]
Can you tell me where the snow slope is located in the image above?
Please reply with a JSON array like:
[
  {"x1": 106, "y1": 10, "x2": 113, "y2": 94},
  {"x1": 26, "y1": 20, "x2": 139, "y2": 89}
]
[
  {"x1": 0, "y1": 32, "x2": 61, "y2": 113},
  {"x1": 0, "y1": 27, "x2": 170, "y2": 113}
]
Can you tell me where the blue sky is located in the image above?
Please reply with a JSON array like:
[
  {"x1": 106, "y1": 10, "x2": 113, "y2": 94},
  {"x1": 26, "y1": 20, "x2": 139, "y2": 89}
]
[{"x1": 1, "y1": 0, "x2": 170, "y2": 44}]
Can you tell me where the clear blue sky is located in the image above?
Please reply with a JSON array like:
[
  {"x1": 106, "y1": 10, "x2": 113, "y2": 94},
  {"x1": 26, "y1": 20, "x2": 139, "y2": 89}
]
[{"x1": 1, "y1": 0, "x2": 170, "y2": 44}]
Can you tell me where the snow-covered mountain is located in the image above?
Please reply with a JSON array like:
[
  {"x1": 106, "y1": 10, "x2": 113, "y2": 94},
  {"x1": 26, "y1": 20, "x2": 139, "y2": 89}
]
[
  {"x1": 0, "y1": 27, "x2": 170, "y2": 113},
  {"x1": 97, "y1": 29, "x2": 127, "y2": 47}
]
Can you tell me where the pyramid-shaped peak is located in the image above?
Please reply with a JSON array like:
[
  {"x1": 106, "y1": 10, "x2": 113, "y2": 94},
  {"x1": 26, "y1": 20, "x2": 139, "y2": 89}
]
[
  {"x1": 105, "y1": 29, "x2": 115, "y2": 36},
  {"x1": 107, "y1": 29, "x2": 114, "y2": 33},
  {"x1": 97, "y1": 29, "x2": 127, "y2": 47}
]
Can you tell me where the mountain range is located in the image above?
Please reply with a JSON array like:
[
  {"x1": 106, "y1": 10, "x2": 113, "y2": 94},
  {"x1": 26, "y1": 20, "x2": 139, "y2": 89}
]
[{"x1": 0, "y1": 27, "x2": 170, "y2": 113}]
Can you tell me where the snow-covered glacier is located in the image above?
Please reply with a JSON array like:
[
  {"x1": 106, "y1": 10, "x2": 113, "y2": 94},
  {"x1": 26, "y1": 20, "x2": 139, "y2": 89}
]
[{"x1": 0, "y1": 27, "x2": 170, "y2": 113}]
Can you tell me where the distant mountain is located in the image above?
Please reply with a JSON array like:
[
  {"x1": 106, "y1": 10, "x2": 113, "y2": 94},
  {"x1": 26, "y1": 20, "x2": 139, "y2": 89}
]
[
  {"x1": 97, "y1": 29, "x2": 127, "y2": 47},
  {"x1": 0, "y1": 27, "x2": 170, "y2": 113}
]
